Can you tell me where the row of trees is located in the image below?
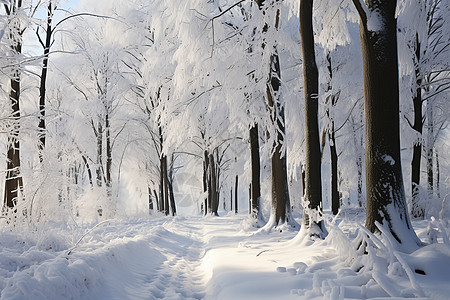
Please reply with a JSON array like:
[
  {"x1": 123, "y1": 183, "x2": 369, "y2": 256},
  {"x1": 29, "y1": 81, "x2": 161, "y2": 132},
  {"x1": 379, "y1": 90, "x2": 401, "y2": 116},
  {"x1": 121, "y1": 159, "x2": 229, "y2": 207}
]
[{"x1": 1, "y1": 0, "x2": 448, "y2": 245}]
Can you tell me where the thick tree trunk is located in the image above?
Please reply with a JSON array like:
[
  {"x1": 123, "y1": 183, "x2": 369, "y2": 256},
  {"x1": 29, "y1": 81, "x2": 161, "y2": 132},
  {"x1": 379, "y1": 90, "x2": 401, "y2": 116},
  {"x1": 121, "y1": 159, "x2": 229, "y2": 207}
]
[
  {"x1": 353, "y1": 0, "x2": 420, "y2": 247},
  {"x1": 249, "y1": 124, "x2": 261, "y2": 216},
  {"x1": 300, "y1": 0, "x2": 323, "y2": 233}
]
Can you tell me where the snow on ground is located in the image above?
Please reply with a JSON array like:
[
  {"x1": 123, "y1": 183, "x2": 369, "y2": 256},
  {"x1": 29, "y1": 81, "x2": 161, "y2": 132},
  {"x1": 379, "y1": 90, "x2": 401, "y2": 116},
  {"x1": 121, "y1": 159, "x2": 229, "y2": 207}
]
[{"x1": 0, "y1": 209, "x2": 449, "y2": 299}]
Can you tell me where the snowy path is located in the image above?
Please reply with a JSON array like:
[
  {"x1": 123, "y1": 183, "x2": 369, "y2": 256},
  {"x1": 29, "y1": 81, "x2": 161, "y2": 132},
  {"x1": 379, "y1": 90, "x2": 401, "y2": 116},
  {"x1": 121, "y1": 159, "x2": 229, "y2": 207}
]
[{"x1": 1, "y1": 213, "x2": 450, "y2": 299}]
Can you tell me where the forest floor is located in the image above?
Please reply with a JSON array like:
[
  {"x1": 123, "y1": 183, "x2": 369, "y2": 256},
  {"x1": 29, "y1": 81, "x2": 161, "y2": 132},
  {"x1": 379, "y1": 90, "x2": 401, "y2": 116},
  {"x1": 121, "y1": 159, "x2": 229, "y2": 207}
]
[{"x1": 0, "y1": 210, "x2": 449, "y2": 299}]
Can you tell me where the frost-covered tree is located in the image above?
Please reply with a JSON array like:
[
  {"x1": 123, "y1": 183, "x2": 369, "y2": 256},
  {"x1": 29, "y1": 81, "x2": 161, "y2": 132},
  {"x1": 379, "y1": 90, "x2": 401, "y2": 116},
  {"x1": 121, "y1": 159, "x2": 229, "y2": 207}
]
[
  {"x1": 1, "y1": 0, "x2": 27, "y2": 210},
  {"x1": 398, "y1": 0, "x2": 450, "y2": 218},
  {"x1": 352, "y1": 0, "x2": 421, "y2": 249}
]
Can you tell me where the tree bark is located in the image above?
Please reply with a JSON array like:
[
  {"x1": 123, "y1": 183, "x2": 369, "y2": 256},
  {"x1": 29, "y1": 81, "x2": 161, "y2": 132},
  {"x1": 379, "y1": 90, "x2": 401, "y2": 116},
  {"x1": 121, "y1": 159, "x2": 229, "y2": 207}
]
[
  {"x1": 4, "y1": 2, "x2": 24, "y2": 210},
  {"x1": 249, "y1": 124, "x2": 261, "y2": 216},
  {"x1": 37, "y1": 3, "x2": 53, "y2": 160},
  {"x1": 330, "y1": 125, "x2": 339, "y2": 215},
  {"x1": 105, "y1": 111, "x2": 112, "y2": 197},
  {"x1": 96, "y1": 121, "x2": 103, "y2": 187},
  {"x1": 168, "y1": 155, "x2": 177, "y2": 216},
  {"x1": 352, "y1": 0, "x2": 420, "y2": 246},
  {"x1": 426, "y1": 98, "x2": 433, "y2": 200},
  {"x1": 300, "y1": 0, "x2": 323, "y2": 233},
  {"x1": 325, "y1": 53, "x2": 340, "y2": 215},
  {"x1": 411, "y1": 33, "x2": 424, "y2": 218},
  {"x1": 203, "y1": 150, "x2": 209, "y2": 215},
  {"x1": 161, "y1": 154, "x2": 169, "y2": 216},
  {"x1": 208, "y1": 153, "x2": 218, "y2": 216},
  {"x1": 235, "y1": 175, "x2": 238, "y2": 214}
]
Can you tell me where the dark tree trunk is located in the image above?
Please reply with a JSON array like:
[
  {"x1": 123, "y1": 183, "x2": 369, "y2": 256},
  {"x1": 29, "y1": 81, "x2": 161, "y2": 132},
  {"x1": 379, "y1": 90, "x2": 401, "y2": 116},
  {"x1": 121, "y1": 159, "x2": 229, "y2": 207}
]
[
  {"x1": 81, "y1": 155, "x2": 93, "y2": 187},
  {"x1": 411, "y1": 34, "x2": 424, "y2": 218},
  {"x1": 235, "y1": 175, "x2": 238, "y2": 214},
  {"x1": 159, "y1": 159, "x2": 164, "y2": 212},
  {"x1": 325, "y1": 53, "x2": 340, "y2": 215},
  {"x1": 37, "y1": 3, "x2": 53, "y2": 160},
  {"x1": 208, "y1": 153, "x2": 218, "y2": 216},
  {"x1": 161, "y1": 154, "x2": 169, "y2": 216},
  {"x1": 352, "y1": 0, "x2": 419, "y2": 246},
  {"x1": 426, "y1": 100, "x2": 433, "y2": 199},
  {"x1": 203, "y1": 150, "x2": 209, "y2": 215},
  {"x1": 330, "y1": 126, "x2": 339, "y2": 215},
  {"x1": 249, "y1": 124, "x2": 261, "y2": 216},
  {"x1": 105, "y1": 111, "x2": 112, "y2": 197},
  {"x1": 300, "y1": 0, "x2": 324, "y2": 233},
  {"x1": 4, "y1": 3, "x2": 24, "y2": 210},
  {"x1": 168, "y1": 179, "x2": 176, "y2": 216},
  {"x1": 96, "y1": 121, "x2": 103, "y2": 187},
  {"x1": 436, "y1": 149, "x2": 440, "y2": 199},
  {"x1": 168, "y1": 155, "x2": 177, "y2": 216},
  {"x1": 248, "y1": 184, "x2": 251, "y2": 214}
]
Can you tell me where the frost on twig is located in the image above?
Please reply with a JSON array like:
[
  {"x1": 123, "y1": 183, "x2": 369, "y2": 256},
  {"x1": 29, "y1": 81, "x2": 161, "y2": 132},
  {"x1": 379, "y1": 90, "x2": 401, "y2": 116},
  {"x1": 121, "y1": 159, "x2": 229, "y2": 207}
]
[{"x1": 65, "y1": 219, "x2": 114, "y2": 256}]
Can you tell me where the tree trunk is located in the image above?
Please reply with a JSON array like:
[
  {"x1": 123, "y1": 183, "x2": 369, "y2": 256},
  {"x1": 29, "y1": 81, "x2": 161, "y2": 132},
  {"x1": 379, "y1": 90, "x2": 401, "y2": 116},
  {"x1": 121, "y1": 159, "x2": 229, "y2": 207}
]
[
  {"x1": 410, "y1": 33, "x2": 424, "y2": 218},
  {"x1": 330, "y1": 125, "x2": 339, "y2": 215},
  {"x1": 37, "y1": 3, "x2": 53, "y2": 161},
  {"x1": 436, "y1": 149, "x2": 440, "y2": 199},
  {"x1": 4, "y1": 5, "x2": 24, "y2": 210},
  {"x1": 262, "y1": 7, "x2": 290, "y2": 226},
  {"x1": 235, "y1": 175, "x2": 238, "y2": 214},
  {"x1": 426, "y1": 98, "x2": 433, "y2": 200},
  {"x1": 96, "y1": 121, "x2": 103, "y2": 187},
  {"x1": 203, "y1": 150, "x2": 209, "y2": 215},
  {"x1": 325, "y1": 53, "x2": 340, "y2": 215},
  {"x1": 148, "y1": 186, "x2": 154, "y2": 211},
  {"x1": 168, "y1": 155, "x2": 177, "y2": 216},
  {"x1": 105, "y1": 111, "x2": 112, "y2": 197},
  {"x1": 161, "y1": 154, "x2": 169, "y2": 216},
  {"x1": 300, "y1": 0, "x2": 323, "y2": 233},
  {"x1": 352, "y1": 0, "x2": 420, "y2": 247},
  {"x1": 81, "y1": 155, "x2": 94, "y2": 187},
  {"x1": 208, "y1": 153, "x2": 218, "y2": 216},
  {"x1": 249, "y1": 124, "x2": 261, "y2": 216}
]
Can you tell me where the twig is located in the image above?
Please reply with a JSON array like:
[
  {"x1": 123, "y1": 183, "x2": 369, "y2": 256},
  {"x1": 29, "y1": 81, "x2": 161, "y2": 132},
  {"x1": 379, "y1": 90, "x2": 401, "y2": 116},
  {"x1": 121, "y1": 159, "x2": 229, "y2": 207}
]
[{"x1": 66, "y1": 219, "x2": 114, "y2": 255}]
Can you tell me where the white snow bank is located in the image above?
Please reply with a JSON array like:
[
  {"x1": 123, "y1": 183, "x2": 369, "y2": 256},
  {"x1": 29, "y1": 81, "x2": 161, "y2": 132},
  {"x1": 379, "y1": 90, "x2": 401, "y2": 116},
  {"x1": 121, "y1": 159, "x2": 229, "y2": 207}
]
[{"x1": 0, "y1": 210, "x2": 449, "y2": 300}]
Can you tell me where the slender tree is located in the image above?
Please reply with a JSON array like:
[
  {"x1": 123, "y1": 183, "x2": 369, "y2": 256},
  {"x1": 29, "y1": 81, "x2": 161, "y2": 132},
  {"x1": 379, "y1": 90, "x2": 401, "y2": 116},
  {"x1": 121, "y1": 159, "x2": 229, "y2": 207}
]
[
  {"x1": 299, "y1": 0, "x2": 324, "y2": 235},
  {"x1": 352, "y1": 0, "x2": 421, "y2": 248}
]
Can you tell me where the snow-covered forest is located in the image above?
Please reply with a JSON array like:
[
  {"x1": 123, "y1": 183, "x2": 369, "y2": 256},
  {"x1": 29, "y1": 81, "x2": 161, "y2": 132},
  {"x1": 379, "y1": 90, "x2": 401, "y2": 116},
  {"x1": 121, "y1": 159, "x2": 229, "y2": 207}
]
[{"x1": 0, "y1": 0, "x2": 449, "y2": 299}]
